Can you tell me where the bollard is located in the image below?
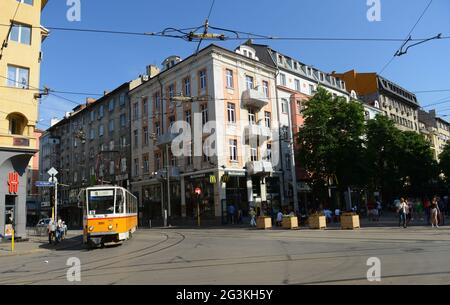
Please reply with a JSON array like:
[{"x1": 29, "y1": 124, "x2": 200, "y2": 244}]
[
  {"x1": 149, "y1": 220, "x2": 152, "y2": 229},
  {"x1": 11, "y1": 229, "x2": 15, "y2": 252}
]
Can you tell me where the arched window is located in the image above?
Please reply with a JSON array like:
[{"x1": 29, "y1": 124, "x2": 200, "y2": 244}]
[{"x1": 7, "y1": 113, "x2": 28, "y2": 135}]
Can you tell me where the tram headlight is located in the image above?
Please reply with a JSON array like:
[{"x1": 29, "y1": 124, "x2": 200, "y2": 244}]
[
  {"x1": 108, "y1": 224, "x2": 113, "y2": 231},
  {"x1": 89, "y1": 226, "x2": 94, "y2": 232}
]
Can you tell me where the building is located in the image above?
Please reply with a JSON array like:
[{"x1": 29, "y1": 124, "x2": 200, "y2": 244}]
[
  {"x1": 129, "y1": 44, "x2": 281, "y2": 226},
  {"x1": 0, "y1": 0, "x2": 48, "y2": 239},
  {"x1": 40, "y1": 81, "x2": 142, "y2": 228},
  {"x1": 26, "y1": 128, "x2": 42, "y2": 226},
  {"x1": 419, "y1": 109, "x2": 450, "y2": 161},
  {"x1": 333, "y1": 70, "x2": 420, "y2": 133},
  {"x1": 242, "y1": 41, "x2": 350, "y2": 211}
]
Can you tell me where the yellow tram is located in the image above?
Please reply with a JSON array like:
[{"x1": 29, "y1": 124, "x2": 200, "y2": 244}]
[{"x1": 79, "y1": 186, "x2": 137, "y2": 247}]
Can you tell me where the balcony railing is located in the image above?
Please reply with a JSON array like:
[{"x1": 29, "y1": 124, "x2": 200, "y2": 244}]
[
  {"x1": 242, "y1": 89, "x2": 269, "y2": 109},
  {"x1": 246, "y1": 161, "x2": 273, "y2": 176},
  {"x1": 0, "y1": 134, "x2": 36, "y2": 151},
  {"x1": 244, "y1": 123, "x2": 272, "y2": 142}
]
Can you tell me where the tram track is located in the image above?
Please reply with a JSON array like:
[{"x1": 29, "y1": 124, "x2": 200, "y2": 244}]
[{"x1": 0, "y1": 231, "x2": 184, "y2": 284}]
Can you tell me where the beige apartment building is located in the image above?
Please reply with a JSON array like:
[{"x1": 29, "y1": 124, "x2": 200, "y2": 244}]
[
  {"x1": 129, "y1": 44, "x2": 282, "y2": 226},
  {"x1": 0, "y1": 0, "x2": 48, "y2": 238},
  {"x1": 419, "y1": 109, "x2": 450, "y2": 161}
]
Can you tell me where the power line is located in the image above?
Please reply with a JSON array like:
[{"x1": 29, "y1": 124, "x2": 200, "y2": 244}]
[
  {"x1": 379, "y1": 0, "x2": 434, "y2": 75},
  {"x1": 414, "y1": 89, "x2": 450, "y2": 94}
]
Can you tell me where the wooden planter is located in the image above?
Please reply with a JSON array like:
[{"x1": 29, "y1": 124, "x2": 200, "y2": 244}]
[
  {"x1": 257, "y1": 217, "x2": 272, "y2": 230},
  {"x1": 309, "y1": 215, "x2": 326, "y2": 230},
  {"x1": 282, "y1": 217, "x2": 299, "y2": 230},
  {"x1": 341, "y1": 214, "x2": 360, "y2": 230}
]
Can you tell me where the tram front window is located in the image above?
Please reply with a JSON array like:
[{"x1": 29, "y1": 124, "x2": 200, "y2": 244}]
[{"x1": 88, "y1": 189, "x2": 115, "y2": 215}]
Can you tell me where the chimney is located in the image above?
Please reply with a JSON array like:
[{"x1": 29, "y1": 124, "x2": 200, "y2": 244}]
[
  {"x1": 146, "y1": 65, "x2": 160, "y2": 78},
  {"x1": 86, "y1": 97, "x2": 96, "y2": 105}
]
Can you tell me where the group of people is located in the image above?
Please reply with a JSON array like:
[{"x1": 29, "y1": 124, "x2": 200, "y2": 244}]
[
  {"x1": 227, "y1": 204, "x2": 245, "y2": 225},
  {"x1": 397, "y1": 196, "x2": 446, "y2": 228},
  {"x1": 47, "y1": 218, "x2": 67, "y2": 244}
]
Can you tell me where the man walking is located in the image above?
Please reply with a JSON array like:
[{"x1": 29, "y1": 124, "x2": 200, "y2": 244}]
[{"x1": 398, "y1": 198, "x2": 408, "y2": 228}]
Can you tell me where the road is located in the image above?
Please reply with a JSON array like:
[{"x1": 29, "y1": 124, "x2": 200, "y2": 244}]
[{"x1": 0, "y1": 226, "x2": 449, "y2": 285}]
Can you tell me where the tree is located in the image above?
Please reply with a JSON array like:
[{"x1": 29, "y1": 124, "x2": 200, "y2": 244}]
[
  {"x1": 439, "y1": 141, "x2": 450, "y2": 184},
  {"x1": 297, "y1": 87, "x2": 366, "y2": 203},
  {"x1": 366, "y1": 115, "x2": 403, "y2": 200}
]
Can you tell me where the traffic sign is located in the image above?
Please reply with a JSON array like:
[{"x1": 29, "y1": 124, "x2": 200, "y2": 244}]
[
  {"x1": 47, "y1": 167, "x2": 58, "y2": 177},
  {"x1": 36, "y1": 181, "x2": 55, "y2": 188},
  {"x1": 48, "y1": 177, "x2": 58, "y2": 183}
]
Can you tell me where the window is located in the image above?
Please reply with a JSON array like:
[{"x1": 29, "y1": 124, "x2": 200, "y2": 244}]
[
  {"x1": 185, "y1": 110, "x2": 191, "y2": 126},
  {"x1": 319, "y1": 73, "x2": 324, "y2": 82},
  {"x1": 201, "y1": 104, "x2": 208, "y2": 125},
  {"x1": 250, "y1": 144, "x2": 257, "y2": 162},
  {"x1": 169, "y1": 84, "x2": 175, "y2": 101},
  {"x1": 120, "y1": 114, "x2": 126, "y2": 127},
  {"x1": 98, "y1": 105, "x2": 104, "y2": 119},
  {"x1": 142, "y1": 98, "x2": 148, "y2": 116},
  {"x1": 242, "y1": 75, "x2": 253, "y2": 91},
  {"x1": 199, "y1": 70, "x2": 207, "y2": 90},
  {"x1": 109, "y1": 161, "x2": 115, "y2": 175},
  {"x1": 262, "y1": 81, "x2": 269, "y2": 97},
  {"x1": 309, "y1": 84, "x2": 315, "y2": 95},
  {"x1": 119, "y1": 93, "x2": 126, "y2": 106},
  {"x1": 134, "y1": 159, "x2": 139, "y2": 177},
  {"x1": 281, "y1": 99, "x2": 288, "y2": 113},
  {"x1": 169, "y1": 116, "x2": 175, "y2": 129},
  {"x1": 89, "y1": 129, "x2": 95, "y2": 140},
  {"x1": 226, "y1": 69, "x2": 234, "y2": 88},
  {"x1": 248, "y1": 109, "x2": 256, "y2": 125},
  {"x1": 109, "y1": 99, "x2": 115, "y2": 112},
  {"x1": 184, "y1": 77, "x2": 191, "y2": 96},
  {"x1": 17, "y1": 0, "x2": 33, "y2": 5},
  {"x1": 297, "y1": 100, "x2": 302, "y2": 114},
  {"x1": 121, "y1": 158, "x2": 127, "y2": 173},
  {"x1": 7, "y1": 65, "x2": 29, "y2": 88},
  {"x1": 9, "y1": 23, "x2": 31, "y2": 45},
  {"x1": 280, "y1": 73, "x2": 286, "y2": 86},
  {"x1": 133, "y1": 103, "x2": 139, "y2": 120},
  {"x1": 278, "y1": 55, "x2": 283, "y2": 63},
  {"x1": 227, "y1": 103, "x2": 236, "y2": 123},
  {"x1": 143, "y1": 155, "x2": 149, "y2": 173},
  {"x1": 90, "y1": 111, "x2": 95, "y2": 123},
  {"x1": 266, "y1": 144, "x2": 272, "y2": 162},
  {"x1": 155, "y1": 122, "x2": 161, "y2": 136},
  {"x1": 134, "y1": 130, "x2": 138, "y2": 146},
  {"x1": 265, "y1": 112, "x2": 271, "y2": 128},
  {"x1": 98, "y1": 125, "x2": 104, "y2": 137},
  {"x1": 285, "y1": 154, "x2": 291, "y2": 170},
  {"x1": 109, "y1": 140, "x2": 115, "y2": 151},
  {"x1": 295, "y1": 79, "x2": 300, "y2": 91},
  {"x1": 120, "y1": 136, "x2": 127, "y2": 149},
  {"x1": 143, "y1": 126, "x2": 149, "y2": 145},
  {"x1": 109, "y1": 119, "x2": 114, "y2": 133},
  {"x1": 154, "y1": 92, "x2": 160, "y2": 110},
  {"x1": 229, "y1": 139, "x2": 238, "y2": 162},
  {"x1": 154, "y1": 153, "x2": 161, "y2": 170},
  {"x1": 8, "y1": 114, "x2": 25, "y2": 135}
]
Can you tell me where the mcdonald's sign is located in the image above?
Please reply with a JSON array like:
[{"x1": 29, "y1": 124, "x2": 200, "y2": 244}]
[
  {"x1": 8, "y1": 172, "x2": 19, "y2": 194},
  {"x1": 222, "y1": 174, "x2": 230, "y2": 183},
  {"x1": 209, "y1": 175, "x2": 216, "y2": 184}
]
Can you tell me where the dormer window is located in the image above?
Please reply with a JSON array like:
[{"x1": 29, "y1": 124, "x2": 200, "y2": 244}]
[{"x1": 278, "y1": 55, "x2": 283, "y2": 63}]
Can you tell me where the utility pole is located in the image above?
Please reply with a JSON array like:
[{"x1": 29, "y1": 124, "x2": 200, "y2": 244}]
[{"x1": 166, "y1": 143, "x2": 171, "y2": 226}]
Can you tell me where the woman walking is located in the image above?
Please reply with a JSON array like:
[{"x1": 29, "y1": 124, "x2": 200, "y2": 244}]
[
  {"x1": 431, "y1": 197, "x2": 440, "y2": 228},
  {"x1": 398, "y1": 198, "x2": 408, "y2": 228}
]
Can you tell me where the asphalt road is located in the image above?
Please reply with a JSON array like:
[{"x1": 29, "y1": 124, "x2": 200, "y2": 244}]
[{"x1": 0, "y1": 226, "x2": 449, "y2": 285}]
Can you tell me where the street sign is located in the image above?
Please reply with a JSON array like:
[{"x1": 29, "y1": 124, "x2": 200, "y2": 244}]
[
  {"x1": 36, "y1": 181, "x2": 55, "y2": 188},
  {"x1": 47, "y1": 167, "x2": 58, "y2": 177},
  {"x1": 48, "y1": 177, "x2": 58, "y2": 183}
]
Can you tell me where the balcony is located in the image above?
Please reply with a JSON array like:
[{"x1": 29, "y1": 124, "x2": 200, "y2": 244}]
[
  {"x1": 0, "y1": 134, "x2": 36, "y2": 151},
  {"x1": 246, "y1": 161, "x2": 273, "y2": 176},
  {"x1": 155, "y1": 167, "x2": 181, "y2": 179},
  {"x1": 244, "y1": 123, "x2": 272, "y2": 142},
  {"x1": 157, "y1": 132, "x2": 180, "y2": 146},
  {"x1": 242, "y1": 89, "x2": 268, "y2": 109}
]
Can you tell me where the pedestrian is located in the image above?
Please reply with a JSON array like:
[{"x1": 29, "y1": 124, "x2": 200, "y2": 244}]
[
  {"x1": 424, "y1": 197, "x2": 431, "y2": 225},
  {"x1": 237, "y1": 208, "x2": 243, "y2": 225},
  {"x1": 376, "y1": 198, "x2": 382, "y2": 218},
  {"x1": 276, "y1": 210, "x2": 283, "y2": 227},
  {"x1": 334, "y1": 208, "x2": 341, "y2": 223},
  {"x1": 398, "y1": 198, "x2": 408, "y2": 228},
  {"x1": 249, "y1": 208, "x2": 257, "y2": 227},
  {"x1": 431, "y1": 197, "x2": 440, "y2": 228},
  {"x1": 406, "y1": 199, "x2": 413, "y2": 225},
  {"x1": 47, "y1": 218, "x2": 56, "y2": 244},
  {"x1": 227, "y1": 204, "x2": 236, "y2": 224}
]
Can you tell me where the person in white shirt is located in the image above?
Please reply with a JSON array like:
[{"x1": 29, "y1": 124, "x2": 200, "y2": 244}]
[
  {"x1": 398, "y1": 198, "x2": 408, "y2": 228},
  {"x1": 277, "y1": 211, "x2": 283, "y2": 227},
  {"x1": 334, "y1": 209, "x2": 341, "y2": 223}
]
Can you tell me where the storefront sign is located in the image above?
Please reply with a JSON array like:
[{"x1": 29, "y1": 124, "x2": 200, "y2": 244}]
[
  {"x1": 8, "y1": 172, "x2": 19, "y2": 194},
  {"x1": 4, "y1": 224, "x2": 13, "y2": 237},
  {"x1": 228, "y1": 172, "x2": 246, "y2": 177},
  {"x1": 13, "y1": 137, "x2": 30, "y2": 147},
  {"x1": 190, "y1": 173, "x2": 206, "y2": 179}
]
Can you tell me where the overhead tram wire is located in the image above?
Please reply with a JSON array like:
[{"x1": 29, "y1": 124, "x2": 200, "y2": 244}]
[{"x1": 378, "y1": 0, "x2": 435, "y2": 75}]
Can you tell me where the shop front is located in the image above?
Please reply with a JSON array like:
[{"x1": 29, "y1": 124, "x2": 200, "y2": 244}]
[{"x1": 185, "y1": 173, "x2": 216, "y2": 222}]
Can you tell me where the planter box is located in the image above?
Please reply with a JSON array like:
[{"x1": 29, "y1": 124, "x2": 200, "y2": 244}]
[
  {"x1": 341, "y1": 215, "x2": 360, "y2": 230},
  {"x1": 308, "y1": 215, "x2": 326, "y2": 230},
  {"x1": 282, "y1": 217, "x2": 299, "y2": 229},
  {"x1": 257, "y1": 217, "x2": 272, "y2": 230}
]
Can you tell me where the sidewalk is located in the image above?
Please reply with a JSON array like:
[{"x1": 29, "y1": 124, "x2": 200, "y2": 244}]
[{"x1": 0, "y1": 231, "x2": 82, "y2": 257}]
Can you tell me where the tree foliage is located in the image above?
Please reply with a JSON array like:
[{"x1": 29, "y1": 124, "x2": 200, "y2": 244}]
[{"x1": 440, "y1": 141, "x2": 450, "y2": 183}]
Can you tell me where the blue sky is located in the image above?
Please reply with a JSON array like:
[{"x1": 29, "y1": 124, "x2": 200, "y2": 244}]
[{"x1": 37, "y1": 0, "x2": 450, "y2": 129}]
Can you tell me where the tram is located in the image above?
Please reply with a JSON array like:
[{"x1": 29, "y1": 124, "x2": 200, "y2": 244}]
[{"x1": 79, "y1": 186, "x2": 137, "y2": 247}]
